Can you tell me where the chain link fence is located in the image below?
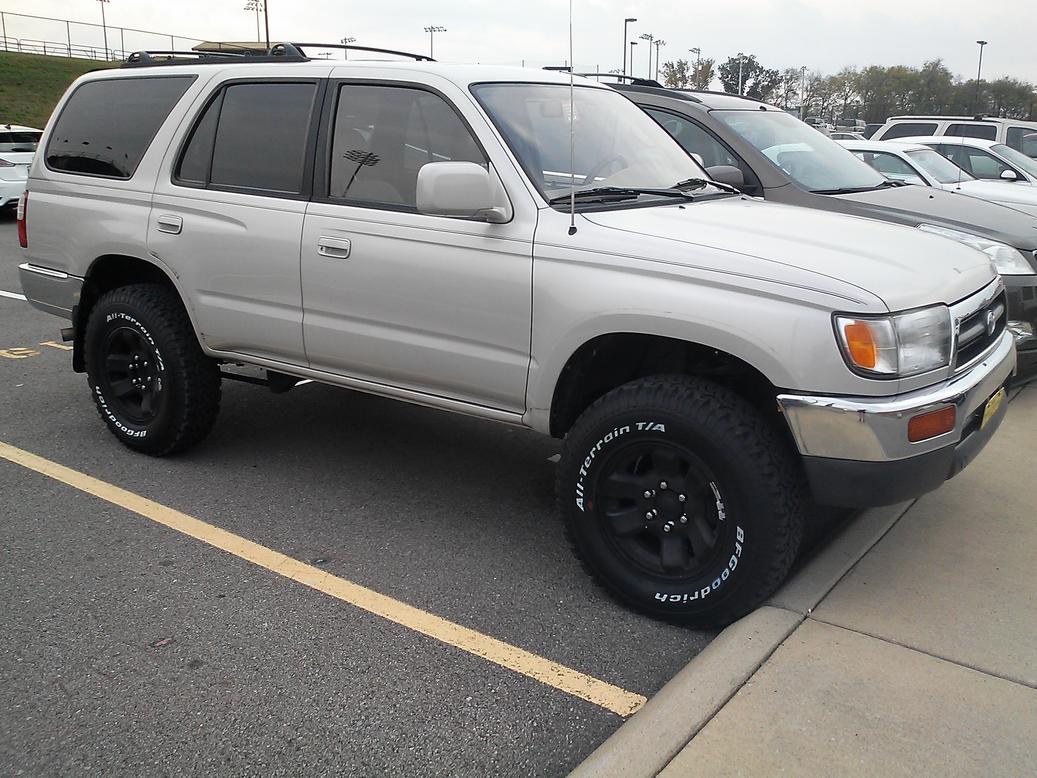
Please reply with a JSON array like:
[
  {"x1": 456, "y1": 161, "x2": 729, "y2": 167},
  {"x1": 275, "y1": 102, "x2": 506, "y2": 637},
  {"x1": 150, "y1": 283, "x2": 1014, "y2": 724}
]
[{"x1": 0, "y1": 10, "x2": 204, "y2": 62}]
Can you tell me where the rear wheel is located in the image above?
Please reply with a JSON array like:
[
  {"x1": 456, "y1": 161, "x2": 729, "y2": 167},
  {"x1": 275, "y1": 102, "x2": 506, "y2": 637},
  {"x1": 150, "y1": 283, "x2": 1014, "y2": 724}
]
[
  {"x1": 84, "y1": 283, "x2": 220, "y2": 456},
  {"x1": 558, "y1": 375, "x2": 805, "y2": 627}
]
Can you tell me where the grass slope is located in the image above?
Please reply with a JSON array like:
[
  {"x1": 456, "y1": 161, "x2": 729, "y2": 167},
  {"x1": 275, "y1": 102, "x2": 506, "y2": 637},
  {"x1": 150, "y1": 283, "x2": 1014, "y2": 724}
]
[{"x1": 0, "y1": 51, "x2": 119, "y2": 128}]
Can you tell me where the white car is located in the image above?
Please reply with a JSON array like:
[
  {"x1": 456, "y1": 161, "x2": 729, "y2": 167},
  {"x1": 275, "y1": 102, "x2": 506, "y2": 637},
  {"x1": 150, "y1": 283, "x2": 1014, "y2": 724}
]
[
  {"x1": 873, "y1": 116, "x2": 1037, "y2": 158},
  {"x1": 840, "y1": 138, "x2": 1037, "y2": 217},
  {"x1": 0, "y1": 123, "x2": 42, "y2": 208},
  {"x1": 895, "y1": 136, "x2": 1037, "y2": 186},
  {"x1": 829, "y1": 131, "x2": 865, "y2": 141}
]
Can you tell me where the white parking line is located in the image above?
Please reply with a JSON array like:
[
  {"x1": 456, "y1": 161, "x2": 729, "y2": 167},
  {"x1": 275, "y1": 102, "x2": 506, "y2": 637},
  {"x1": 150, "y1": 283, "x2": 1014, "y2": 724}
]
[{"x1": 0, "y1": 290, "x2": 27, "y2": 301}]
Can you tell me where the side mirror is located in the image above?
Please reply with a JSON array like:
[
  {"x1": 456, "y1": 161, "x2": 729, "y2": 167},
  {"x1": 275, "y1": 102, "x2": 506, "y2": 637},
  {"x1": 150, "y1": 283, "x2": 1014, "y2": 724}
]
[
  {"x1": 416, "y1": 162, "x2": 511, "y2": 223},
  {"x1": 689, "y1": 152, "x2": 705, "y2": 167},
  {"x1": 706, "y1": 164, "x2": 745, "y2": 189},
  {"x1": 1000, "y1": 169, "x2": 1019, "y2": 182}
]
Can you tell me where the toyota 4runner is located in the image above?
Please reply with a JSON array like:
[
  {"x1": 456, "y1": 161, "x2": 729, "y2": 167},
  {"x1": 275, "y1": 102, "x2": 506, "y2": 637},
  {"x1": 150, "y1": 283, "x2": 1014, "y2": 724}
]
[{"x1": 16, "y1": 45, "x2": 1017, "y2": 627}]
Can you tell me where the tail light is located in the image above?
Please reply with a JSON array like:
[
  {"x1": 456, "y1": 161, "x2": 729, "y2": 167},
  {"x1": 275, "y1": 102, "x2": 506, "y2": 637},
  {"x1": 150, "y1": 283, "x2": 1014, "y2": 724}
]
[{"x1": 16, "y1": 190, "x2": 27, "y2": 248}]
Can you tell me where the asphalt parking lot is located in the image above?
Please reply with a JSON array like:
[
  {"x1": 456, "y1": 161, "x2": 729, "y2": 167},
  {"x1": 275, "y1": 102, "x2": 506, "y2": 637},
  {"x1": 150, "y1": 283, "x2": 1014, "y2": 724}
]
[{"x1": 0, "y1": 211, "x2": 728, "y2": 776}]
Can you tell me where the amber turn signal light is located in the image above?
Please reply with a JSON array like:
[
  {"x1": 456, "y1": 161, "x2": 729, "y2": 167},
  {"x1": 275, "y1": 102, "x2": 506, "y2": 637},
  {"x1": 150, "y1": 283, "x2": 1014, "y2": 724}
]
[
  {"x1": 842, "y1": 322, "x2": 877, "y2": 370},
  {"x1": 907, "y1": 406, "x2": 956, "y2": 443}
]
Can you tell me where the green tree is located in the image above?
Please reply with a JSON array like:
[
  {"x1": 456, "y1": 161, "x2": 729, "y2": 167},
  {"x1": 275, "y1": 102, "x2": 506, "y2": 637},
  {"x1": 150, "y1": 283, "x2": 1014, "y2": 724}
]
[
  {"x1": 689, "y1": 57, "x2": 716, "y2": 90},
  {"x1": 661, "y1": 59, "x2": 691, "y2": 89},
  {"x1": 718, "y1": 54, "x2": 780, "y2": 101}
]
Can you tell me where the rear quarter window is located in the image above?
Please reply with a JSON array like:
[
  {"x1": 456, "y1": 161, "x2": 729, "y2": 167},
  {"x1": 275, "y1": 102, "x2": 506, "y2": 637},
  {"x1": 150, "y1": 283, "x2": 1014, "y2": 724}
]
[
  {"x1": 45, "y1": 75, "x2": 194, "y2": 179},
  {"x1": 946, "y1": 123, "x2": 997, "y2": 140},
  {"x1": 878, "y1": 122, "x2": 937, "y2": 140}
]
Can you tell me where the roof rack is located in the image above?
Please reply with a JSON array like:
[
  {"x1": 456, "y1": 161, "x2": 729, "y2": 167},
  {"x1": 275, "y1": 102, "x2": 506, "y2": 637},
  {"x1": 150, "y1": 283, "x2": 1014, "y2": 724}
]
[
  {"x1": 292, "y1": 42, "x2": 434, "y2": 61},
  {"x1": 573, "y1": 72, "x2": 664, "y2": 88},
  {"x1": 123, "y1": 41, "x2": 431, "y2": 68}
]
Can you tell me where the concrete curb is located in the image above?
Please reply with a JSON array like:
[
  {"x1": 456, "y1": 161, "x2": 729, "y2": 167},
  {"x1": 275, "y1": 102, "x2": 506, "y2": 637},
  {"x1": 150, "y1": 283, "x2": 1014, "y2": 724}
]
[
  {"x1": 570, "y1": 606, "x2": 801, "y2": 778},
  {"x1": 571, "y1": 502, "x2": 915, "y2": 777}
]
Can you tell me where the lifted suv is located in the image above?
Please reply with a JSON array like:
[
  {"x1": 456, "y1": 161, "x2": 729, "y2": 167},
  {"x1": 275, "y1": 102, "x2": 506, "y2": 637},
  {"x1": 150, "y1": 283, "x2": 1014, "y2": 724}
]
[{"x1": 18, "y1": 46, "x2": 1016, "y2": 627}]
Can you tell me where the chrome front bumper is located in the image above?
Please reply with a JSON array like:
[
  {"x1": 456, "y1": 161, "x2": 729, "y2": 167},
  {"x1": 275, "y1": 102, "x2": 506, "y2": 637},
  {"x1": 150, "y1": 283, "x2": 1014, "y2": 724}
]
[{"x1": 777, "y1": 330, "x2": 1016, "y2": 463}]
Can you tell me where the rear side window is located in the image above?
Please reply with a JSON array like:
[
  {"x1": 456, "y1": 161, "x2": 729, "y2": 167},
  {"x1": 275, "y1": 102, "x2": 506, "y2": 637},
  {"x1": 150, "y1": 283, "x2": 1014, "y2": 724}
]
[
  {"x1": 46, "y1": 76, "x2": 194, "y2": 178},
  {"x1": 1005, "y1": 127, "x2": 1037, "y2": 156},
  {"x1": 0, "y1": 131, "x2": 42, "y2": 152},
  {"x1": 878, "y1": 122, "x2": 937, "y2": 140},
  {"x1": 946, "y1": 123, "x2": 997, "y2": 140},
  {"x1": 175, "y1": 81, "x2": 317, "y2": 195}
]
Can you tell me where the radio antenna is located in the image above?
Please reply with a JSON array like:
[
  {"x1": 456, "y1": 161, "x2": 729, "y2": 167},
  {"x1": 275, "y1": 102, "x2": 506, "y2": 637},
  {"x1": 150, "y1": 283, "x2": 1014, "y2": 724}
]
[{"x1": 567, "y1": 0, "x2": 577, "y2": 235}]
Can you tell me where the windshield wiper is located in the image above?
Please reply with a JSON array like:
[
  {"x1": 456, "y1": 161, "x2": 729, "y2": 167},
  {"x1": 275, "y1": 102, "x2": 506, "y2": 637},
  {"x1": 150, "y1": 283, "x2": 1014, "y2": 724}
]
[
  {"x1": 812, "y1": 180, "x2": 908, "y2": 195},
  {"x1": 673, "y1": 177, "x2": 741, "y2": 195},
  {"x1": 547, "y1": 186, "x2": 695, "y2": 205}
]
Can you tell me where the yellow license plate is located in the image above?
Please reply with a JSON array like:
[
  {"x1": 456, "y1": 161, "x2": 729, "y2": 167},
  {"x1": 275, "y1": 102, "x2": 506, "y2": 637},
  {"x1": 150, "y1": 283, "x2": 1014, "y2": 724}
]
[{"x1": 981, "y1": 387, "x2": 1006, "y2": 429}]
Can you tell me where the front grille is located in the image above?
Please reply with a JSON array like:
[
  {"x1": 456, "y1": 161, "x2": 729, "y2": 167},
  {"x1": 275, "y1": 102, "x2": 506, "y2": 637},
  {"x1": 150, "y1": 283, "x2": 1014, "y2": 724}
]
[{"x1": 954, "y1": 291, "x2": 1006, "y2": 368}]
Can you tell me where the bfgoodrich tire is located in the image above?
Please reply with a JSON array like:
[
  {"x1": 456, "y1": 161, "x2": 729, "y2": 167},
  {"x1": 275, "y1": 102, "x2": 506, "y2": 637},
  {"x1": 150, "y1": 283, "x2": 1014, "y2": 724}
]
[
  {"x1": 558, "y1": 375, "x2": 806, "y2": 628},
  {"x1": 84, "y1": 283, "x2": 221, "y2": 456}
]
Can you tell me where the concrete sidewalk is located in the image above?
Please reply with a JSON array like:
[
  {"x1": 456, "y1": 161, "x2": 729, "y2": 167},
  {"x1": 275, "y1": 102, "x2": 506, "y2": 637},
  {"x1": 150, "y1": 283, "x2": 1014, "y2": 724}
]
[{"x1": 576, "y1": 382, "x2": 1037, "y2": 777}]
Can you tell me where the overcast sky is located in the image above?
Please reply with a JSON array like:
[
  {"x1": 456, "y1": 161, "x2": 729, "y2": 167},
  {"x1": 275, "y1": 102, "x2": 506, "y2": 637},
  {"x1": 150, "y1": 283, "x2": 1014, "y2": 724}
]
[{"x1": 7, "y1": 0, "x2": 1035, "y2": 83}]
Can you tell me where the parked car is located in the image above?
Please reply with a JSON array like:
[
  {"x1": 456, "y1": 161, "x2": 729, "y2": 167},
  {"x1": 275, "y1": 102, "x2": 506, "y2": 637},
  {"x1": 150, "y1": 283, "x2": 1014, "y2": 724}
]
[
  {"x1": 612, "y1": 84, "x2": 1037, "y2": 381},
  {"x1": 829, "y1": 131, "x2": 865, "y2": 141},
  {"x1": 896, "y1": 136, "x2": 1037, "y2": 186},
  {"x1": 873, "y1": 115, "x2": 1037, "y2": 157},
  {"x1": 0, "y1": 123, "x2": 42, "y2": 208},
  {"x1": 18, "y1": 48, "x2": 1016, "y2": 627},
  {"x1": 840, "y1": 138, "x2": 1037, "y2": 216},
  {"x1": 863, "y1": 122, "x2": 884, "y2": 139}
]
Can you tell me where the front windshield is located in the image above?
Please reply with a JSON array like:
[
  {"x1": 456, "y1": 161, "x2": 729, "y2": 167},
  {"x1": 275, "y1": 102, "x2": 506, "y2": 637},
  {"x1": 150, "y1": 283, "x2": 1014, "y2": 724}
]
[
  {"x1": 713, "y1": 109, "x2": 885, "y2": 192},
  {"x1": 471, "y1": 83, "x2": 711, "y2": 200},
  {"x1": 906, "y1": 149, "x2": 975, "y2": 184},
  {"x1": 991, "y1": 144, "x2": 1037, "y2": 179},
  {"x1": 0, "y1": 131, "x2": 41, "y2": 153}
]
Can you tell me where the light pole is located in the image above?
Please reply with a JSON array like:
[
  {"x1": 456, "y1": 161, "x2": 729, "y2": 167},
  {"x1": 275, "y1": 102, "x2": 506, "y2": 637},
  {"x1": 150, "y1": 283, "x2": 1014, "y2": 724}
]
[
  {"x1": 244, "y1": 0, "x2": 263, "y2": 43},
  {"x1": 974, "y1": 40, "x2": 988, "y2": 114},
  {"x1": 424, "y1": 25, "x2": 446, "y2": 59},
  {"x1": 97, "y1": 0, "x2": 110, "y2": 60},
  {"x1": 639, "y1": 33, "x2": 654, "y2": 81},
  {"x1": 688, "y1": 48, "x2": 701, "y2": 89},
  {"x1": 653, "y1": 39, "x2": 666, "y2": 81},
  {"x1": 629, "y1": 40, "x2": 637, "y2": 77},
  {"x1": 737, "y1": 52, "x2": 745, "y2": 95},
  {"x1": 799, "y1": 66, "x2": 807, "y2": 119},
  {"x1": 622, "y1": 17, "x2": 636, "y2": 77},
  {"x1": 341, "y1": 35, "x2": 355, "y2": 60}
]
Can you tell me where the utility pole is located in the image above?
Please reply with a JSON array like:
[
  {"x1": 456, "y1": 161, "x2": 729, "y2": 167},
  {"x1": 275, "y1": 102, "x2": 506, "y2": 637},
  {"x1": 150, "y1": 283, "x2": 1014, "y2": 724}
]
[
  {"x1": 799, "y1": 66, "x2": 807, "y2": 118},
  {"x1": 974, "y1": 40, "x2": 988, "y2": 114},
  {"x1": 737, "y1": 52, "x2": 745, "y2": 96},
  {"x1": 629, "y1": 40, "x2": 637, "y2": 78},
  {"x1": 688, "y1": 47, "x2": 701, "y2": 89},
  {"x1": 639, "y1": 33, "x2": 654, "y2": 82},
  {"x1": 653, "y1": 39, "x2": 665, "y2": 81},
  {"x1": 424, "y1": 25, "x2": 446, "y2": 59},
  {"x1": 622, "y1": 17, "x2": 636, "y2": 77},
  {"x1": 97, "y1": 0, "x2": 110, "y2": 60},
  {"x1": 341, "y1": 36, "x2": 355, "y2": 59}
]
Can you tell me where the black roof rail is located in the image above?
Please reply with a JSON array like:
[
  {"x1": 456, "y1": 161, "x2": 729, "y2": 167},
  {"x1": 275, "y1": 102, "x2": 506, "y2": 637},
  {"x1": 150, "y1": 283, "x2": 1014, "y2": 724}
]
[
  {"x1": 292, "y1": 42, "x2": 434, "y2": 61},
  {"x1": 572, "y1": 72, "x2": 665, "y2": 88},
  {"x1": 123, "y1": 43, "x2": 308, "y2": 67}
]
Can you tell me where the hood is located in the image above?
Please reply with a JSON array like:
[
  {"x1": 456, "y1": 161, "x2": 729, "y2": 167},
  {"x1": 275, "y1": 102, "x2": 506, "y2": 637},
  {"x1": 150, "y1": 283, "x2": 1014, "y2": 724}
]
[
  {"x1": 580, "y1": 197, "x2": 995, "y2": 312},
  {"x1": 827, "y1": 184, "x2": 1037, "y2": 251},
  {"x1": 944, "y1": 180, "x2": 1037, "y2": 218}
]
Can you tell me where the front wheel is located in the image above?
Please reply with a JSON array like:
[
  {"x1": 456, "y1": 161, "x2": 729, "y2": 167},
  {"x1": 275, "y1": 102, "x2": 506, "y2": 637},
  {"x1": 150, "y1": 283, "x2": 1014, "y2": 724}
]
[
  {"x1": 84, "y1": 283, "x2": 221, "y2": 456},
  {"x1": 557, "y1": 376, "x2": 805, "y2": 628}
]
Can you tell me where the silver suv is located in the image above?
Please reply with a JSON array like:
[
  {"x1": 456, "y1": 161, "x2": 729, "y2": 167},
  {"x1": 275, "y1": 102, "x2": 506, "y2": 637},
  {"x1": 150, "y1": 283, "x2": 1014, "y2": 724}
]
[{"x1": 17, "y1": 46, "x2": 1016, "y2": 627}]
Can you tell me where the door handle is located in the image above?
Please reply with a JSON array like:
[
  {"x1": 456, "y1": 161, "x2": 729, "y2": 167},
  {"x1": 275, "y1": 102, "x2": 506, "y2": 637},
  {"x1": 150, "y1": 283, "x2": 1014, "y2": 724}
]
[
  {"x1": 156, "y1": 214, "x2": 183, "y2": 235},
  {"x1": 317, "y1": 236, "x2": 351, "y2": 259}
]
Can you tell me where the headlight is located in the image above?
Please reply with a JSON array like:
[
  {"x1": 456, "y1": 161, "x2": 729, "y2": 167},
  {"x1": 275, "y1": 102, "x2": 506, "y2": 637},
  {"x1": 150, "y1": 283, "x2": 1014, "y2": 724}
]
[
  {"x1": 918, "y1": 224, "x2": 1034, "y2": 275},
  {"x1": 835, "y1": 305, "x2": 952, "y2": 378}
]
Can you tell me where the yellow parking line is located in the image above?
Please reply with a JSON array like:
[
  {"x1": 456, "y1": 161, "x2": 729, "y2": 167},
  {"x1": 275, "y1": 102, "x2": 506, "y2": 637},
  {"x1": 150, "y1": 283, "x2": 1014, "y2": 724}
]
[{"x1": 0, "y1": 440, "x2": 646, "y2": 718}]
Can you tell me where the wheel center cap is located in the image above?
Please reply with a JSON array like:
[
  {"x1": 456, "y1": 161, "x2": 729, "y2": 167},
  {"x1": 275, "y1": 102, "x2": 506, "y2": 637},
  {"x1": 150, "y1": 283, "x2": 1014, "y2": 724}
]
[{"x1": 655, "y1": 491, "x2": 682, "y2": 521}]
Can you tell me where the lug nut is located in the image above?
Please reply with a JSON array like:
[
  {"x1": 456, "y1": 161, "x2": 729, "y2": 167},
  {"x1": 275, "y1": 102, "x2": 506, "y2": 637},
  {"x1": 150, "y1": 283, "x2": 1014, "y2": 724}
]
[
  {"x1": 645, "y1": 511, "x2": 654, "y2": 519},
  {"x1": 678, "y1": 494, "x2": 686, "y2": 502},
  {"x1": 659, "y1": 481, "x2": 668, "y2": 490},
  {"x1": 679, "y1": 515, "x2": 688, "y2": 524},
  {"x1": 644, "y1": 490, "x2": 653, "y2": 499},
  {"x1": 663, "y1": 523, "x2": 672, "y2": 533}
]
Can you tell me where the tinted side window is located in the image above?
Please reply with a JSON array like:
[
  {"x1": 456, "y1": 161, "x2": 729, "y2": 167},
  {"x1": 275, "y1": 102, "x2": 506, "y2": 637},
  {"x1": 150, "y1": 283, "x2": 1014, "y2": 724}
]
[
  {"x1": 175, "y1": 93, "x2": 222, "y2": 185},
  {"x1": 947, "y1": 123, "x2": 997, "y2": 140},
  {"x1": 1005, "y1": 127, "x2": 1037, "y2": 155},
  {"x1": 329, "y1": 84, "x2": 486, "y2": 208},
  {"x1": 209, "y1": 82, "x2": 317, "y2": 194},
  {"x1": 46, "y1": 76, "x2": 194, "y2": 178},
  {"x1": 866, "y1": 152, "x2": 920, "y2": 182},
  {"x1": 644, "y1": 108, "x2": 739, "y2": 168},
  {"x1": 878, "y1": 122, "x2": 937, "y2": 140}
]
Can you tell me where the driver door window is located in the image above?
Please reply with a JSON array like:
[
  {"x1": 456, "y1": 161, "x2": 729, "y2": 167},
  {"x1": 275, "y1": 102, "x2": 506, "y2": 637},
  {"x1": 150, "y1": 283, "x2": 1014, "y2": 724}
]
[{"x1": 859, "y1": 151, "x2": 923, "y2": 183}]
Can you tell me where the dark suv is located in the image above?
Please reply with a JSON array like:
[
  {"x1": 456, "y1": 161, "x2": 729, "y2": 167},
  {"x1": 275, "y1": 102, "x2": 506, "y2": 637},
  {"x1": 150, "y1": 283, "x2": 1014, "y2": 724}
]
[{"x1": 613, "y1": 84, "x2": 1037, "y2": 382}]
